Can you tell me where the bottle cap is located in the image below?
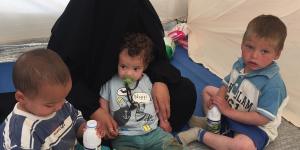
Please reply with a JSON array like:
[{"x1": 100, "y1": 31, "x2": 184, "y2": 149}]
[
  {"x1": 207, "y1": 106, "x2": 221, "y2": 121},
  {"x1": 86, "y1": 120, "x2": 97, "y2": 128}
]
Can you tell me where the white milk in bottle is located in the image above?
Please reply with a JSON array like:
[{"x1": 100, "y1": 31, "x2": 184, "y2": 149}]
[
  {"x1": 206, "y1": 105, "x2": 221, "y2": 134},
  {"x1": 83, "y1": 120, "x2": 101, "y2": 150}
]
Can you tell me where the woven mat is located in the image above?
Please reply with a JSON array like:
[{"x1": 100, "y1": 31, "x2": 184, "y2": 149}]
[{"x1": 188, "y1": 118, "x2": 300, "y2": 150}]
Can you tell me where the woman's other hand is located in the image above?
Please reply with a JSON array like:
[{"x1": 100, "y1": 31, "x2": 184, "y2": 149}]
[
  {"x1": 152, "y1": 82, "x2": 171, "y2": 122},
  {"x1": 90, "y1": 108, "x2": 119, "y2": 139}
]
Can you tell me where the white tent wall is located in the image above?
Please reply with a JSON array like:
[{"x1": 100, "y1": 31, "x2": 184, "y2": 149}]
[
  {"x1": 0, "y1": 0, "x2": 68, "y2": 44},
  {"x1": 188, "y1": 0, "x2": 300, "y2": 127},
  {"x1": 150, "y1": 0, "x2": 187, "y2": 23},
  {"x1": 0, "y1": 0, "x2": 187, "y2": 44}
]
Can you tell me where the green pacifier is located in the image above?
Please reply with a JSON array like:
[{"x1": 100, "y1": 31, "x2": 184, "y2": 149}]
[{"x1": 123, "y1": 76, "x2": 134, "y2": 86}]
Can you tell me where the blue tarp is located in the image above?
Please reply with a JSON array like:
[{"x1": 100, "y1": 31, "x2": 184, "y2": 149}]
[
  {"x1": 171, "y1": 46, "x2": 222, "y2": 116},
  {"x1": 0, "y1": 62, "x2": 15, "y2": 93}
]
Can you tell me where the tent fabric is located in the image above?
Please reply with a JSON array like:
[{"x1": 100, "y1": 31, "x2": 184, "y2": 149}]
[
  {"x1": 150, "y1": 0, "x2": 187, "y2": 23},
  {"x1": 188, "y1": 0, "x2": 300, "y2": 127},
  {"x1": 0, "y1": 0, "x2": 187, "y2": 44},
  {"x1": 0, "y1": 0, "x2": 68, "y2": 44}
]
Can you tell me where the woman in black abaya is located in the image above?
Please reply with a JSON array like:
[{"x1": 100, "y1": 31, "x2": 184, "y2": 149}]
[{"x1": 48, "y1": 0, "x2": 196, "y2": 136}]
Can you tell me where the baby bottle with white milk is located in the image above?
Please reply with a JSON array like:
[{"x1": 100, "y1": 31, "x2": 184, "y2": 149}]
[
  {"x1": 83, "y1": 120, "x2": 101, "y2": 150},
  {"x1": 206, "y1": 105, "x2": 221, "y2": 134}
]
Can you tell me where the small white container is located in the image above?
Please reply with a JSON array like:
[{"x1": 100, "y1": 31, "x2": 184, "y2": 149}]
[
  {"x1": 83, "y1": 120, "x2": 101, "y2": 150},
  {"x1": 206, "y1": 105, "x2": 221, "y2": 134}
]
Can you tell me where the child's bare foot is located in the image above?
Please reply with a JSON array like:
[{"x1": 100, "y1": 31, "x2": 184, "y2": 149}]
[{"x1": 160, "y1": 119, "x2": 172, "y2": 132}]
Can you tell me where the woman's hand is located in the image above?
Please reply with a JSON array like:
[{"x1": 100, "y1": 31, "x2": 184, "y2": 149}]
[
  {"x1": 95, "y1": 121, "x2": 106, "y2": 138},
  {"x1": 90, "y1": 108, "x2": 119, "y2": 139},
  {"x1": 159, "y1": 114, "x2": 172, "y2": 132},
  {"x1": 152, "y1": 82, "x2": 171, "y2": 122},
  {"x1": 79, "y1": 120, "x2": 106, "y2": 139}
]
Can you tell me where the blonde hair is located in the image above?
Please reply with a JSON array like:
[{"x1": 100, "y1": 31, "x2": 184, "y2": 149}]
[
  {"x1": 13, "y1": 48, "x2": 71, "y2": 97},
  {"x1": 243, "y1": 15, "x2": 287, "y2": 52}
]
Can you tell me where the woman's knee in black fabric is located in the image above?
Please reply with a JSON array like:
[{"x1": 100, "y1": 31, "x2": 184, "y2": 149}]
[
  {"x1": 168, "y1": 77, "x2": 197, "y2": 131},
  {"x1": 169, "y1": 77, "x2": 196, "y2": 107}
]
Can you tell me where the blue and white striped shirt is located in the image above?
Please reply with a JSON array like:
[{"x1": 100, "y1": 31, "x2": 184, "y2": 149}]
[{"x1": 0, "y1": 101, "x2": 85, "y2": 150}]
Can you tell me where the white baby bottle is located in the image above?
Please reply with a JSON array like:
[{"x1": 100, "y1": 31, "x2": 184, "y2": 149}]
[
  {"x1": 83, "y1": 120, "x2": 101, "y2": 150},
  {"x1": 206, "y1": 105, "x2": 221, "y2": 134}
]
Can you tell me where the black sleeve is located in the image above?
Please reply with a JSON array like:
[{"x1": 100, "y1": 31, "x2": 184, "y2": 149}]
[
  {"x1": 47, "y1": 0, "x2": 103, "y2": 118},
  {"x1": 145, "y1": 60, "x2": 181, "y2": 84}
]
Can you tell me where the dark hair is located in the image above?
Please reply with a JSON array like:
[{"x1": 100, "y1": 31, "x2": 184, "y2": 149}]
[
  {"x1": 13, "y1": 48, "x2": 71, "y2": 97},
  {"x1": 243, "y1": 14, "x2": 287, "y2": 52},
  {"x1": 120, "y1": 33, "x2": 153, "y2": 68}
]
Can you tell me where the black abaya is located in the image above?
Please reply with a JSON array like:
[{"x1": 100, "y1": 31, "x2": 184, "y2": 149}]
[{"x1": 47, "y1": 0, "x2": 196, "y2": 131}]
